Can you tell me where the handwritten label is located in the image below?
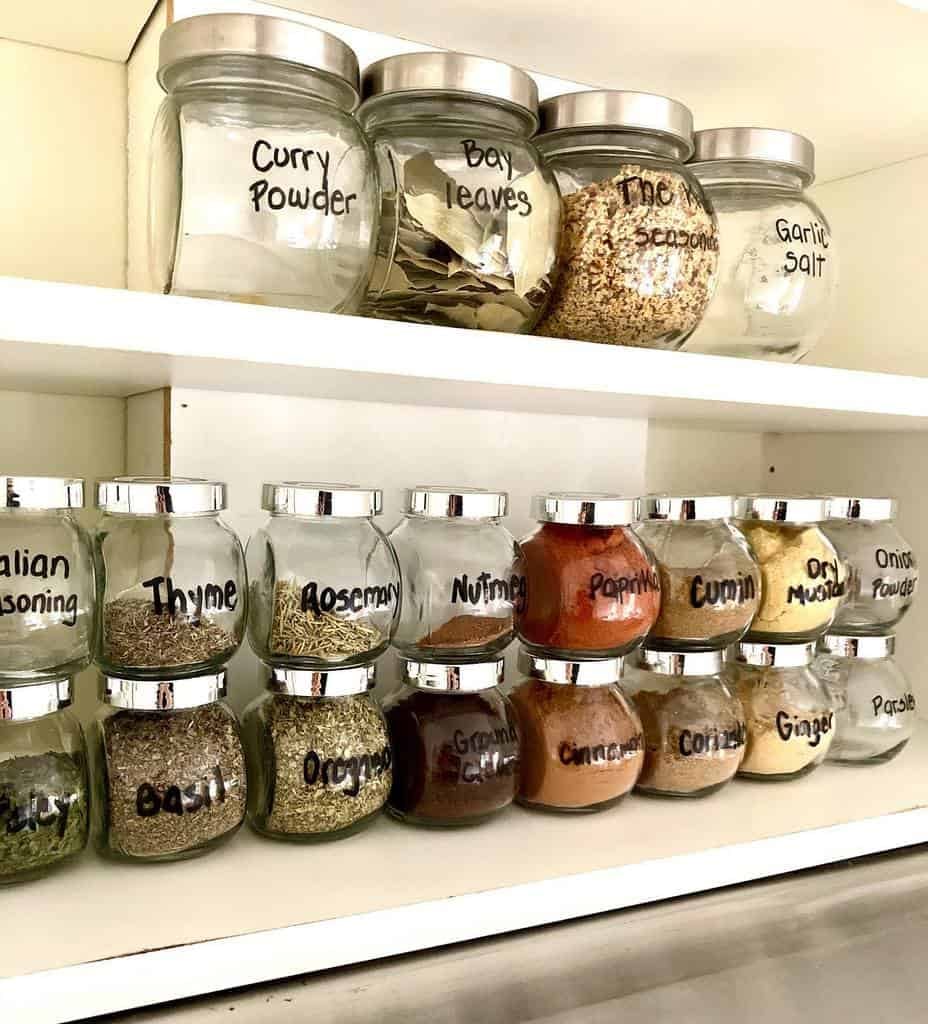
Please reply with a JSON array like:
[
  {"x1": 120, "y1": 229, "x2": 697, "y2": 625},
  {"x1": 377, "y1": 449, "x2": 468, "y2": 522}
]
[
  {"x1": 679, "y1": 724, "x2": 746, "y2": 756},
  {"x1": 142, "y1": 575, "x2": 238, "y2": 620},
  {"x1": 690, "y1": 574, "x2": 757, "y2": 609},
  {"x1": 249, "y1": 140, "x2": 357, "y2": 216},
  {"x1": 616, "y1": 175, "x2": 719, "y2": 251},
  {"x1": 447, "y1": 725, "x2": 519, "y2": 784},
  {"x1": 872, "y1": 548, "x2": 918, "y2": 601},
  {"x1": 444, "y1": 140, "x2": 532, "y2": 217},
  {"x1": 776, "y1": 217, "x2": 829, "y2": 278},
  {"x1": 559, "y1": 734, "x2": 642, "y2": 766},
  {"x1": 776, "y1": 709, "x2": 834, "y2": 747},
  {"x1": 303, "y1": 745, "x2": 391, "y2": 798},
  {"x1": 451, "y1": 572, "x2": 526, "y2": 613},
  {"x1": 135, "y1": 766, "x2": 229, "y2": 818},
  {"x1": 872, "y1": 693, "x2": 916, "y2": 717},
  {"x1": 589, "y1": 568, "x2": 660, "y2": 605},
  {"x1": 0, "y1": 549, "x2": 79, "y2": 625},
  {"x1": 301, "y1": 581, "x2": 398, "y2": 616},
  {"x1": 0, "y1": 789, "x2": 77, "y2": 838},
  {"x1": 786, "y1": 557, "x2": 845, "y2": 605}
]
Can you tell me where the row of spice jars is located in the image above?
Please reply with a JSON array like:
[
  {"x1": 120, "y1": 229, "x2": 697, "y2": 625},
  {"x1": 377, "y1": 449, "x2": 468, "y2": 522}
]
[{"x1": 151, "y1": 13, "x2": 836, "y2": 361}]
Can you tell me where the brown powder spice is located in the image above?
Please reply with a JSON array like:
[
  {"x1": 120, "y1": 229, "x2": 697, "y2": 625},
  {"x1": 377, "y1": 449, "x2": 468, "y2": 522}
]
[{"x1": 417, "y1": 613, "x2": 513, "y2": 649}]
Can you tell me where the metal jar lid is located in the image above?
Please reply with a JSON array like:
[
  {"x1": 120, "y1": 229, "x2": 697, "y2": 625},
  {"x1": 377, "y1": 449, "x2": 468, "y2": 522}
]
[
  {"x1": 532, "y1": 492, "x2": 638, "y2": 527},
  {"x1": 97, "y1": 477, "x2": 226, "y2": 515},
  {"x1": 406, "y1": 487, "x2": 508, "y2": 519},
  {"x1": 268, "y1": 664, "x2": 375, "y2": 698},
  {"x1": 734, "y1": 642, "x2": 816, "y2": 668},
  {"x1": 104, "y1": 673, "x2": 227, "y2": 711},
  {"x1": 0, "y1": 679, "x2": 72, "y2": 722},
  {"x1": 520, "y1": 652, "x2": 622, "y2": 687},
  {"x1": 262, "y1": 482, "x2": 383, "y2": 518},
  {"x1": 691, "y1": 128, "x2": 815, "y2": 186},
  {"x1": 825, "y1": 497, "x2": 898, "y2": 522},
  {"x1": 538, "y1": 90, "x2": 694, "y2": 155},
  {"x1": 1, "y1": 476, "x2": 84, "y2": 511},
  {"x1": 821, "y1": 635, "x2": 895, "y2": 660},
  {"x1": 638, "y1": 648, "x2": 723, "y2": 676},
  {"x1": 402, "y1": 658, "x2": 504, "y2": 693},
  {"x1": 734, "y1": 495, "x2": 828, "y2": 524},
  {"x1": 639, "y1": 495, "x2": 734, "y2": 522}
]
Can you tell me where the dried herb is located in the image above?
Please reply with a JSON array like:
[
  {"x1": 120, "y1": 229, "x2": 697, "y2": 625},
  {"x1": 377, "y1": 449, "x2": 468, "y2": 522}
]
[
  {"x1": 268, "y1": 581, "x2": 384, "y2": 661},
  {"x1": 418, "y1": 613, "x2": 512, "y2": 649},
  {"x1": 103, "y1": 598, "x2": 236, "y2": 669}
]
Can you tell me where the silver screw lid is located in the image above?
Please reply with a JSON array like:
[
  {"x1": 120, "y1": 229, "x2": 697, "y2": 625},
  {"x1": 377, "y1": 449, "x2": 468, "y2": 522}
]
[
  {"x1": 825, "y1": 497, "x2": 898, "y2": 522},
  {"x1": 820, "y1": 634, "x2": 895, "y2": 660},
  {"x1": 532, "y1": 492, "x2": 638, "y2": 527},
  {"x1": 637, "y1": 648, "x2": 723, "y2": 676},
  {"x1": 262, "y1": 482, "x2": 383, "y2": 518},
  {"x1": 0, "y1": 679, "x2": 72, "y2": 722},
  {"x1": 402, "y1": 658, "x2": 504, "y2": 692},
  {"x1": 691, "y1": 128, "x2": 815, "y2": 186},
  {"x1": 104, "y1": 673, "x2": 227, "y2": 711},
  {"x1": 268, "y1": 664, "x2": 375, "y2": 698},
  {"x1": 638, "y1": 495, "x2": 735, "y2": 522},
  {"x1": 97, "y1": 477, "x2": 226, "y2": 515},
  {"x1": 735, "y1": 642, "x2": 816, "y2": 668},
  {"x1": 1, "y1": 476, "x2": 84, "y2": 511},
  {"x1": 520, "y1": 652, "x2": 622, "y2": 687},
  {"x1": 735, "y1": 495, "x2": 828, "y2": 524},
  {"x1": 406, "y1": 487, "x2": 508, "y2": 519}
]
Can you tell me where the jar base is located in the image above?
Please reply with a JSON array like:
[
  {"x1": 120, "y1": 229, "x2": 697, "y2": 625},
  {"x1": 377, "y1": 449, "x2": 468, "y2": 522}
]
[
  {"x1": 385, "y1": 804, "x2": 509, "y2": 828},
  {"x1": 635, "y1": 779, "x2": 734, "y2": 799},
  {"x1": 737, "y1": 761, "x2": 824, "y2": 782},
  {"x1": 0, "y1": 848, "x2": 86, "y2": 886},
  {"x1": 248, "y1": 808, "x2": 383, "y2": 843},
  {"x1": 516, "y1": 793, "x2": 629, "y2": 814},
  {"x1": 828, "y1": 738, "x2": 911, "y2": 765},
  {"x1": 517, "y1": 641, "x2": 639, "y2": 661},
  {"x1": 96, "y1": 825, "x2": 241, "y2": 863}
]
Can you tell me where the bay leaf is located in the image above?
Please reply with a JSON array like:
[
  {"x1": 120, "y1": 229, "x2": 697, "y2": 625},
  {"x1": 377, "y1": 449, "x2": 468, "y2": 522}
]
[
  {"x1": 507, "y1": 167, "x2": 560, "y2": 297},
  {"x1": 476, "y1": 302, "x2": 528, "y2": 333}
]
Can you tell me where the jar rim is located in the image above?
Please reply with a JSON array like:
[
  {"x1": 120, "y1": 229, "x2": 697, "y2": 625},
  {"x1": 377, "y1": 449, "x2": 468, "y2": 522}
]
[
  {"x1": 103, "y1": 673, "x2": 227, "y2": 711},
  {"x1": 401, "y1": 658, "x2": 504, "y2": 692},
  {"x1": 639, "y1": 494, "x2": 735, "y2": 522},
  {"x1": 405, "y1": 487, "x2": 508, "y2": 519},
  {"x1": 533, "y1": 492, "x2": 638, "y2": 526},
  {"x1": 1, "y1": 476, "x2": 84, "y2": 511},
  {"x1": 267, "y1": 664, "x2": 375, "y2": 697},
  {"x1": 520, "y1": 651, "x2": 622, "y2": 686},
  {"x1": 735, "y1": 494, "x2": 828, "y2": 524},
  {"x1": 820, "y1": 634, "x2": 895, "y2": 660},
  {"x1": 734, "y1": 642, "x2": 816, "y2": 668},
  {"x1": 691, "y1": 127, "x2": 814, "y2": 185},
  {"x1": 637, "y1": 648, "x2": 723, "y2": 676},
  {"x1": 97, "y1": 477, "x2": 226, "y2": 515},
  {"x1": 262, "y1": 482, "x2": 382, "y2": 518},
  {"x1": 825, "y1": 496, "x2": 898, "y2": 522},
  {"x1": 0, "y1": 679, "x2": 72, "y2": 721}
]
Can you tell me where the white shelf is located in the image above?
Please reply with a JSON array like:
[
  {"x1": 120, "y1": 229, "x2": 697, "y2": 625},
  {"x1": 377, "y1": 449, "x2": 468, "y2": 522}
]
[
  {"x1": 1, "y1": 276, "x2": 927, "y2": 432},
  {"x1": 5, "y1": 724, "x2": 928, "y2": 1024}
]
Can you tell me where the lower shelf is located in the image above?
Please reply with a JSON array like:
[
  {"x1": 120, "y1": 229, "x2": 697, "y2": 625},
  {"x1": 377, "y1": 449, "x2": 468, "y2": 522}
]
[{"x1": 6, "y1": 723, "x2": 928, "y2": 1024}]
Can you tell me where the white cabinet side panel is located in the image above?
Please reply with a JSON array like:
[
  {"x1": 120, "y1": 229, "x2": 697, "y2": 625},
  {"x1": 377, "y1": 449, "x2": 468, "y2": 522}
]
[
  {"x1": 127, "y1": 388, "x2": 170, "y2": 475},
  {"x1": 645, "y1": 423, "x2": 766, "y2": 494}
]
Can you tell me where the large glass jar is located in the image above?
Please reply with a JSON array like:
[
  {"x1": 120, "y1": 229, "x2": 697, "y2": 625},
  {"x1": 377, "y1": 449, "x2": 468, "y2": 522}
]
[
  {"x1": 150, "y1": 13, "x2": 378, "y2": 311},
  {"x1": 517, "y1": 494, "x2": 660, "y2": 659},
  {"x1": 243, "y1": 663, "x2": 391, "y2": 842},
  {"x1": 0, "y1": 476, "x2": 94, "y2": 681},
  {"x1": 95, "y1": 478, "x2": 246, "y2": 679},
  {"x1": 636, "y1": 495, "x2": 759, "y2": 651},
  {"x1": 623, "y1": 649, "x2": 745, "y2": 797},
  {"x1": 735, "y1": 496, "x2": 845, "y2": 643},
  {"x1": 534, "y1": 91, "x2": 718, "y2": 349},
  {"x1": 509, "y1": 654, "x2": 642, "y2": 812},
  {"x1": 684, "y1": 128, "x2": 837, "y2": 362},
  {"x1": 384, "y1": 659, "x2": 519, "y2": 827},
  {"x1": 389, "y1": 487, "x2": 523, "y2": 661},
  {"x1": 91, "y1": 673, "x2": 246, "y2": 862},
  {"x1": 358, "y1": 52, "x2": 560, "y2": 332},
  {"x1": 0, "y1": 679, "x2": 89, "y2": 884},
  {"x1": 731, "y1": 642, "x2": 835, "y2": 780},
  {"x1": 247, "y1": 484, "x2": 399, "y2": 668},
  {"x1": 815, "y1": 635, "x2": 916, "y2": 764},
  {"x1": 822, "y1": 497, "x2": 917, "y2": 635}
]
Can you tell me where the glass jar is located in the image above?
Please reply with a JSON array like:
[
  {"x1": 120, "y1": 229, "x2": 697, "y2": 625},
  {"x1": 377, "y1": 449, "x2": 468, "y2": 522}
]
[
  {"x1": 0, "y1": 680, "x2": 89, "y2": 884},
  {"x1": 636, "y1": 495, "x2": 759, "y2": 651},
  {"x1": 731, "y1": 642, "x2": 835, "y2": 780},
  {"x1": 684, "y1": 128, "x2": 837, "y2": 362},
  {"x1": 815, "y1": 635, "x2": 916, "y2": 764},
  {"x1": 517, "y1": 494, "x2": 660, "y2": 659},
  {"x1": 150, "y1": 13, "x2": 378, "y2": 311},
  {"x1": 509, "y1": 654, "x2": 642, "y2": 812},
  {"x1": 735, "y1": 496, "x2": 845, "y2": 643},
  {"x1": 822, "y1": 497, "x2": 917, "y2": 635},
  {"x1": 358, "y1": 52, "x2": 560, "y2": 332},
  {"x1": 247, "y1": 484, "x2": 399, "y2": 668},
  {"x1": 243, "y1": 663, "x2": 390, "y2": 841},
  {"x1": 389, "y1": 487, "x2": 523, "y2": 660},
  {"x1": 385, "y1": 659, "x2": 519, "y2": 827},
  {"x1": 534, "y1": 91, "x2": 718, "y2": 349},
  {"x1": 623, "y1": 649, "x2": 745, "y2": 797},
  {"x1": 95, "y1": 478, "x2": 246, "y2": 679},
  {"x1": 91, "y1": 673, "x2": 246, "y2": 861},
  {"x1": 0, "y1": 476, "x2": 95, "y2": 681}
]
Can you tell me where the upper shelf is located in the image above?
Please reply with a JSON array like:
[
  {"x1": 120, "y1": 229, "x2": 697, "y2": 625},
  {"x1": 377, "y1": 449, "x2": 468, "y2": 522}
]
[{"x1": 1, "y1": 275, "x2": 926, "y2": 432}]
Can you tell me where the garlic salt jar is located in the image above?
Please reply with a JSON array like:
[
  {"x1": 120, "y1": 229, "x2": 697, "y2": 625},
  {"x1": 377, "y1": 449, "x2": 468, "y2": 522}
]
[
  {"x1": 389, "y1": 488, "x2": 523, "y2": 661},
  {"x1": 150, "y1": 14, "x2": 378, "y2": 311},
  {"x1": 358, "y1": 52, "x2": 560, "y2": 332},
  {"x1": 685, "y1": 128, "x2": 837, "y2": 362}
]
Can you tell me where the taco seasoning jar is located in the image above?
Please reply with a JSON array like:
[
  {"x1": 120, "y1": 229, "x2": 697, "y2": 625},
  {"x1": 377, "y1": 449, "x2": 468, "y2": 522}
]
[
  {"x1": 385, "y1": 659, "x2": 519, "y2": 827},
  {"x1": 623, "y1": 649, "x2": 745, "y2": 797},
  {"x1": 735, "y1": 495, "x2": 845, "y2": 642},
  {"x1": 247, "y1": 484, "x2": 399, "y2": 668},
  {"x1": 822, "y1": 497, "x2": 917, "y2": 635},
  {"x1": 95, "y1": 478, "x2": 246, "y2": 679},
  {"x1": 636, "y1": 495, "x2": 759, "y2": 650},
  {"x1": 243, "y1": 664, "x2": 391, "y2": 841},
  {"x1": 0, "y1": 680, "x2": 89, "y2": 884},
  {"x1": 389, "y1": 488, "x2": 523, "y2": 660},
  {"x1": 0, "y1": 476, "x2": 95, "y2": 682},
  {"x1": 91, "y1": 673, "x2": 246, "y2": 861},
  {"x1": 518, "y1": 494, "x2": 660, "y2": 659},
  {"x1": 509, "y1": 654, "x2": 642, "y2": 812},
  {"x1": 151, "y1": 14, "x2": 378, "y2": 312},
  {"x1": 534, "y1": 91, "x2": 718, "y2": 348},
  {"x1": 358, "y1": 52, "x2": 560, "y2": 332}
]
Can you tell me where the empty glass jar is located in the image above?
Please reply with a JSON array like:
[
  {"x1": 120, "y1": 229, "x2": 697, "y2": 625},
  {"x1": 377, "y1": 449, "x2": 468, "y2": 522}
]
[
  {"x1": 247, "y1": 484, "x2": 399, "y2": 668},
  {"x1": 151, "y1": 13, "x2": 378, "y2": 311},
  {"x1": 358, "y1": 52, "x2": 560, "y2": 332},
  {"x1": 0, "y1": 476, "x2": 94, "y2": 681},
  {"x1": 685, "y1": 128, "x2": 837, "y2": 362}
]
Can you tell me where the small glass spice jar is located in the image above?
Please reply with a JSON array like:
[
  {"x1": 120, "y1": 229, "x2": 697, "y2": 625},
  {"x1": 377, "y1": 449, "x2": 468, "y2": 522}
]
[
  {"x1": 636, "y1": 495, "x2": 759, "y2": 651},
  {"x1": 623, "y1": 648, "x2": 745, "y2": 797},
  {"x1": 509, "y1": 653, "x2": 643, "y2": 812},
  {"x1": 95, "y1": 478, "x2": 246, "y2": 679},
  {"x1": 534, "y1": 90, "x2": 719, "y2": 348},
  {"x1": 0, "y1": 476, "x2": 95, "y2": 681},
  {"x1": 91, "y1": 672, "x2": 246, "y2": 862},
  {"x1": 389, "y1": 487, "x2": 523, "y2": 660},
  {"x1": 685, "y1": 128, "x2": 837, "y2": 363},
  {"x1": 243, "y1": 663, "x2": 391, "y2": 842},
  {"x1": 358, "y1": 52, "x2": 561, "y2": 332},
  {"x1": 385, "y1": 659, "x2": 519, "y2": 827},
  {"x1": 247, "y1": 483, "x2": 399, "y2": 668},
  {"x1": 150, "y1": 13, "x2": 378, "y2": 311},
  {"x1": 517, "y1": 493, "x2": 660, "y2": 659},
  {"x1": 822, "y1": 497, "x2": 917, "y2": 635},
  {"x1": 815, "y1": 635, "x2": 916, "y2": 764},
  {"x1": 0, "y1": 679, "x2": 89, "y2": 885},
  {"x1": 732, "y1": 642, "x2": 835, "y2": 780},
  {"x1": 735, "y1": 495, "x2": 845, "y2": 643}
]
